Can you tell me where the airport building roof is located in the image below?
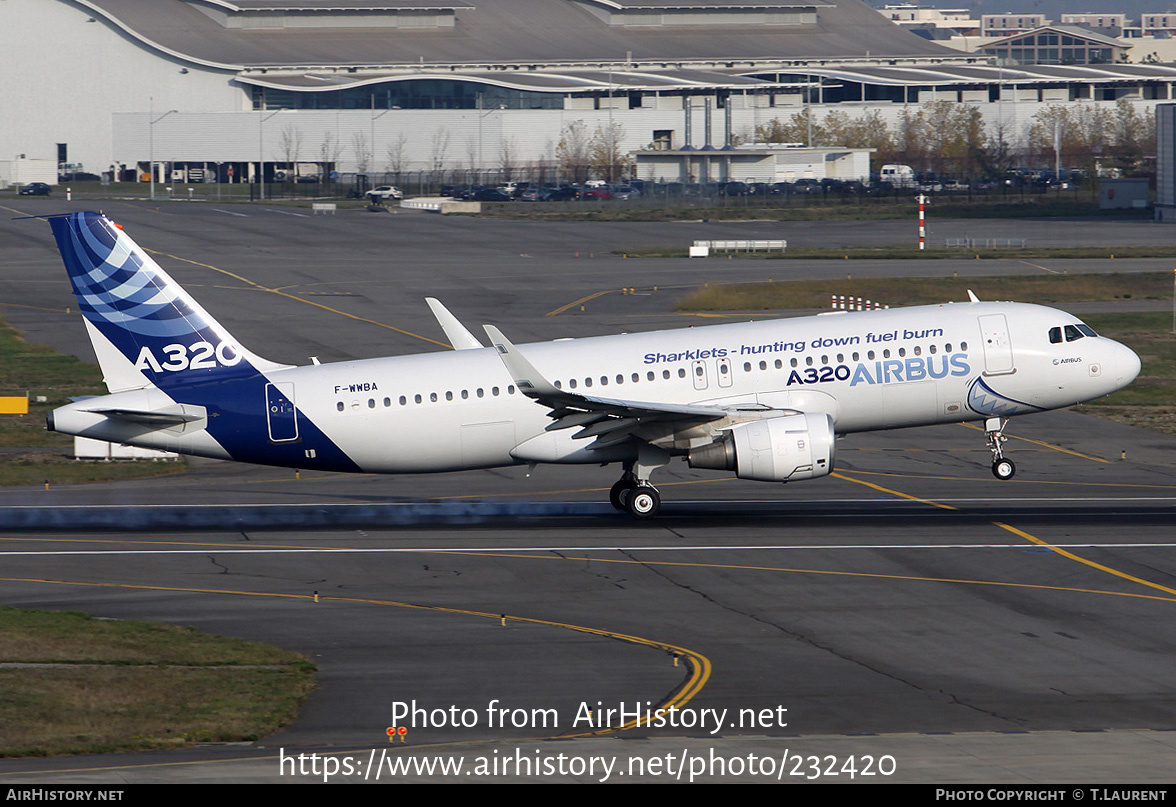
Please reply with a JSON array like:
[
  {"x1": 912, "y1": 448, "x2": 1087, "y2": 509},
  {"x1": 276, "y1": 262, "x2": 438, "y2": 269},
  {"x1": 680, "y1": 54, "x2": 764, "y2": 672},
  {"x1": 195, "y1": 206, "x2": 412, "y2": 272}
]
[{"x1": 83, "y1": 0, "x2": 956, "y2": 70}]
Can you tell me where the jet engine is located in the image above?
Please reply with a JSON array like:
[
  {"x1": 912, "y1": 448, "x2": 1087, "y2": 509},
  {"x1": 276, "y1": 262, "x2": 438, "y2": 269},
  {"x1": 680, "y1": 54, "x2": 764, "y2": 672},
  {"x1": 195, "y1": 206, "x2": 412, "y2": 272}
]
[{"x1": 687, "y1": 412, "x2": 835, "y2": 482}]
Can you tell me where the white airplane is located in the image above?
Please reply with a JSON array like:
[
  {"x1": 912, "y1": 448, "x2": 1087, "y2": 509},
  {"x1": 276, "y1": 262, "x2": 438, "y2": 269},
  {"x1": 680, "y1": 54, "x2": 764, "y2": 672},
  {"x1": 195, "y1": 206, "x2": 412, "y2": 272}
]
[{"x1": 45, "y1": 212, "x2": 1140, "y2": 517}]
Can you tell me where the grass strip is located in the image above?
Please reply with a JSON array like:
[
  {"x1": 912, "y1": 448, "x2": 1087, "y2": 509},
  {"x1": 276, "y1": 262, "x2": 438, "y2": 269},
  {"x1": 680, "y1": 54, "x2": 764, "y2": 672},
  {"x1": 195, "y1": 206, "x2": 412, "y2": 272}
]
[
  {"x1": 620, "y1": 245, "x2": 1176, "y2": 260},
  {"x1": 675, "y1": 272, "x2": 1172, "y2": 311},
  {"x1": 0, "y1": 607, "x2": 316, "y2": 757}
]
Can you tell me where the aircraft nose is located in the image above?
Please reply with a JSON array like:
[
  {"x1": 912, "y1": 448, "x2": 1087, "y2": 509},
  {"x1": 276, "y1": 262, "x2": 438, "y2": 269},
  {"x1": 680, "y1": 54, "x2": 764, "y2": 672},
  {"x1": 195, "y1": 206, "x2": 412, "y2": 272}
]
[{"x1": 1113, "y1": 340, "x2": 1141, "y2": 388}]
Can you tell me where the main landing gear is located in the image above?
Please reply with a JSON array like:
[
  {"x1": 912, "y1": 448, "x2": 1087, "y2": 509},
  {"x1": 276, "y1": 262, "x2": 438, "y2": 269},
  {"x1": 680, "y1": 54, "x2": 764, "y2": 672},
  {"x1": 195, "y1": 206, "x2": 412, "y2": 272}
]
[
  {"x1": 609, "y1": 446, "x2": 670, "y2": 518},
  {"x1": 985, "y1": 417, "x2": 1016, "y2": 481}
]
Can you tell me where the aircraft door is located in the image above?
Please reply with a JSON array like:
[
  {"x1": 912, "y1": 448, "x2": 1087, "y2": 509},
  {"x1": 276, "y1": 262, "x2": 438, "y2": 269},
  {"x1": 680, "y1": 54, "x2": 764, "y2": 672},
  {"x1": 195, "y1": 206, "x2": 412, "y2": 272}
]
[
  {"x1": 716, "y1": 357, "x2": 733, "y2": 388},
  {"x1": 692, "y1": 359, "x2": 709, "y2": 390},
  {"x1": 265, "y1": 382, "x2": 299, "y2": 442},
  {"x1": 977, "y1": 314, "x2": 1015, "y2": 375}
]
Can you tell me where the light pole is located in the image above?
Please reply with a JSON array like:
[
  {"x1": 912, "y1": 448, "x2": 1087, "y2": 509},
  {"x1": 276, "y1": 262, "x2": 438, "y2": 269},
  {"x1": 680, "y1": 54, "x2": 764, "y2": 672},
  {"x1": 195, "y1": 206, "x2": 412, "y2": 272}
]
[
  {"x1": 258, "y1": 109, "x2": 285, "y2": 201},
  {"x1": 148, "y1": 102, "x2": 178, "y2": 201},
  {"x1": 475, "y1": 94, "x2": 502, "y2": 185}
]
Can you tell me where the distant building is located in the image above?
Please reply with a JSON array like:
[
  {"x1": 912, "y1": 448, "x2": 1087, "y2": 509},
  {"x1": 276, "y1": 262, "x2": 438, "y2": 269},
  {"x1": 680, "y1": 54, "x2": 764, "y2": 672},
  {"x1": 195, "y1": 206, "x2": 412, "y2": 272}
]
[
  {"x1": 1141, "y1": 13, "x2": 1176, "y2": 37},
  {"x1": 1060, "y1": 13, "x2": 1127, "y2": 32},
  {"x1": 980, "y1": 25, "x2": 1128, "y2": 66},
  {"x1": 981, "y1": 14, "x2": 1049, "y2": 38}
]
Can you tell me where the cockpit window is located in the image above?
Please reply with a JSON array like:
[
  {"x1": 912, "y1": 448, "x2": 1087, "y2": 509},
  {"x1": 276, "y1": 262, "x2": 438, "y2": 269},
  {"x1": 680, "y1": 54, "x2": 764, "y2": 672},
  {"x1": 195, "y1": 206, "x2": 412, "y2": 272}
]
[
  {"x1": 1076, "y1": 324, "x2": 1098, "y2": 338},
  {"x1": 1064, "y1": 325, "x2": 1084, "y2": 342},
  {"x1": 1049, "y1": 327, "x2": 1062, "y2": 344}
]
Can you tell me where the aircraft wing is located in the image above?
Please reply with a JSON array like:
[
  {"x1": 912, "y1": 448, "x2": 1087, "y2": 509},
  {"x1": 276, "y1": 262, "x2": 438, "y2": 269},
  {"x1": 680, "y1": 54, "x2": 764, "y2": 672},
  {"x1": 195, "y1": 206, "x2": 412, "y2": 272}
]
[{"x1": 484, "y1": 325, "x2": 729, "y2": 449}]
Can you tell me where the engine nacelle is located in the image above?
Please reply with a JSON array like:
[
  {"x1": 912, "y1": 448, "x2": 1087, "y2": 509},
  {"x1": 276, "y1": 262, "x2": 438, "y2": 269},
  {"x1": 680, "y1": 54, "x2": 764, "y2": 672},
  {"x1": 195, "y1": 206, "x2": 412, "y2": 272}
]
[{"x1": 687, "y1": 413, "x2": 835, "y2": 482}]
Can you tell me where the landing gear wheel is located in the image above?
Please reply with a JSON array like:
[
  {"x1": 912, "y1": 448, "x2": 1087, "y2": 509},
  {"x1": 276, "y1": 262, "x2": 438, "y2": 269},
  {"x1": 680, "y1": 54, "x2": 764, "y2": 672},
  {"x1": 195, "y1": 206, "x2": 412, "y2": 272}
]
[
  {"x1": 626, "y1": 486, "x2": 661, "y2": 519},
  {"x1": 992, "y1": 458, "x2": 1016, "y2": 480},
  {"x1": 609, "y1": 479, "x2": 637, "y2": 512}
]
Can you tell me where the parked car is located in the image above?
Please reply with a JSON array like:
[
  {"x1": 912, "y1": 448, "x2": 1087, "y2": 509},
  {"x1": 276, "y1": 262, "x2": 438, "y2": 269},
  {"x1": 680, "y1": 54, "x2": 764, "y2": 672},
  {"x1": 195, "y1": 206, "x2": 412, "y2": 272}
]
[
  {"x1": 366, "y1": 185, "x2": 403, "y2": 202},
  {"x1": 611, "y1": 184, "x2": 641, "y2": 200},
  {"x1": 466, "y1": 187, "x2": 512, "y2": 202},
  {"x1": 542, "y1": 185, "x2": 580, "y2": 201},
  {"x1": 18, "y1": 182, "x2": 51, "y2": 196},
  {"x1": 581, "y1": 185, "x2": 613, "y2": 200}
]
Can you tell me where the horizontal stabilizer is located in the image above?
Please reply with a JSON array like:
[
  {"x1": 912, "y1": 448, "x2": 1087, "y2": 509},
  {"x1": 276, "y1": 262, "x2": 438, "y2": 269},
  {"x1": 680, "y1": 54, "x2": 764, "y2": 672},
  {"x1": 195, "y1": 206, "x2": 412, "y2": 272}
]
[{"x1": 84, "y1": 404, "x2": 207, "y2": 427}]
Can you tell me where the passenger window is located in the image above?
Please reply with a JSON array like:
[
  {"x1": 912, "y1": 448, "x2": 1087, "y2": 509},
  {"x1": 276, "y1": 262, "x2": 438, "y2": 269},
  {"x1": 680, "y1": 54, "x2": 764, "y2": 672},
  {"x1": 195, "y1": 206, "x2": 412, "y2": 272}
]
[
  {"x1": 445, "y1": 391, "x2": 453, "y2": 401},
  {"x1": 414, "y1": 394, "x2": 422, "y2": 404},
  {"x1": 461, "y1": 390, "x2": 469, "y2": 400},
  {"x1": 678, "y1": 368, "x2": 686, "y2": 378},
  {"x1": 569, "y1": 379, "x2": 577, "y2": 389},
  {"x1": 399, "y1": 396, "x2": 406, "y2": 406},
  {"x1": 617, "y1": 375, "x2": 624, "y2": 384},
  {"x1": 913, "y1": 347, "x2": 920, "y2": 356},
  {"x1": 805, "y1": 356, "x2": 813, "y2": 366},
  {"x1": 662, "y1": 370, "x2": 670, "y2": 379},
  {"x1": 929, "y1": 345, "x2": 936, "y2": 354},
  {"x1": 632, "y1": 373, "x2": 639, "y2": 383},
  {"x1": 555, "y1": 380, "x2": 562, "y2": 389},
  {"x1": 898, "y1": 348, "x2": 905, "y2": 358},
  {"x1": 599, "y1": 376, "x2": 607, "y2": 386},
  {"x1": 368, "y1": 399, "x2": 375, "y2": 408},
  {"x1": 383, "y1": 397, "x2": 391, "y2": 407},
  {"x1": 695, "y1": 365, "x2": 704, "y2": 376},
  {"x1": 791, "y1": 358, "x2": 798, "y2": 368},
  {"x1": 775, "y1": 359, "x2": 782, "y2": 369},
  {"x1": 430, "y1": 392, "x2": 437, "y2": 402},
  {"x1": 759, "y1": 361, "x2": 766, "y2": 371},
  {"x1": 883, "y1": 349, "x2": 890, "y2": 358},
  {"x1": 868, "y1": 350, "x2": 875, "y2": 360},
  {"x1": 508, "y1": 385, "x2": 515, "y2": 394},
  {"x1": 647, "y1": 371, "x2": 655, "y2": 381},
  {"x1": 744, "y1": 362, "x2": 752, "y2": 372},
  {"x1": 821, "y1": 355, "x2": 829, "y2": 365},
  {"x1": 336, "y1": 401, "x2": 344, "y2": 412},
  {"x1": 492, "y1": 386, "x2": 500, "y2": 396},
  {"x1": 585, "y1": 378, "x2": 593, "y2": 387},
  {"x1": 961, "y1": 341, "x2": 968, "y2": 350},
  {"x1": 477, "y1": 388, "x2": 484, "y2": 398}
]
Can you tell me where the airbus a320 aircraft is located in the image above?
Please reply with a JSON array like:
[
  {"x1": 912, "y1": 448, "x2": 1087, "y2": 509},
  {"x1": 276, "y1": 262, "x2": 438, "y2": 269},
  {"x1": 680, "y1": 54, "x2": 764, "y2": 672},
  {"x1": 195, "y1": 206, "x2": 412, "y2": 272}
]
[{"x1": 44, "y1": 212, "x2": 1140, "y2": 517}]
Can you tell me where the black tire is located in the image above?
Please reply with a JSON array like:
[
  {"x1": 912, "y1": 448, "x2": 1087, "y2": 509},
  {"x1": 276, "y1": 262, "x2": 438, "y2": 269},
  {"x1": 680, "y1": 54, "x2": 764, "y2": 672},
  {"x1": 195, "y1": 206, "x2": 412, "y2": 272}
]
[
  {"x1": 609, "y1": 479, "x2": 636, "y2": 512},
  {"x1": 992, "y1": 458, "x2": 1016, "y2": 480},
  {"x1": 626, "y1": 486, "x2": 660, "y2": 518}
]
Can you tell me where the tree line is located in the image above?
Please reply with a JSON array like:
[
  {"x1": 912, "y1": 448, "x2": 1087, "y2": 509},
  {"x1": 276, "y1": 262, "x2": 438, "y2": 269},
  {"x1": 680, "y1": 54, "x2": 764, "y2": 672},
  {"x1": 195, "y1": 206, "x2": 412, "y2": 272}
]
[{"x1": 753, "y1": 99, "x2": 1156, "y2": 178}]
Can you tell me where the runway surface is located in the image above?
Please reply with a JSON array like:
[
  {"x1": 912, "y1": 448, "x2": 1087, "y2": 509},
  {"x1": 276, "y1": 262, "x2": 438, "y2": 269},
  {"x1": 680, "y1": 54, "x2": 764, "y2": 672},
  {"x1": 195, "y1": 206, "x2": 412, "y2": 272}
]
[{"x1": 0, "y1": 200, "x2": 1174, "y2": 782}]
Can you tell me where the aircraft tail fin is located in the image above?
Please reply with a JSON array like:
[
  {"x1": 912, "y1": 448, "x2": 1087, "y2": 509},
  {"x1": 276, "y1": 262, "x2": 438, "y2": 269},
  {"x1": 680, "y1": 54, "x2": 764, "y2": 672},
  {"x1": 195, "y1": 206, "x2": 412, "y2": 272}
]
[{"x1": 47, "y1": 212, "x2": 288, "y2": 393}]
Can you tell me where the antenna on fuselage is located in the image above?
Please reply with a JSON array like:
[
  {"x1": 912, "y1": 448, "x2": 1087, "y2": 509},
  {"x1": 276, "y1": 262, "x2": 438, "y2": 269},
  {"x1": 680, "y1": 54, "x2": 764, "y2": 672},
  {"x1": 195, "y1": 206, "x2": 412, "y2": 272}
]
[{"x1": 967, "y1": 290, "x2": 981, "y2": 303}]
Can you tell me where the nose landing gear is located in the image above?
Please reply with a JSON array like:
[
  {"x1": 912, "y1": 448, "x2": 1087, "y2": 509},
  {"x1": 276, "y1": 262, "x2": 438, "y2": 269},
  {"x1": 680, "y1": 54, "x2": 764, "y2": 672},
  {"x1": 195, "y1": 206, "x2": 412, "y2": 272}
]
[{"x1": 985, "y1": 417, "x2": 1016, "y2": 480}]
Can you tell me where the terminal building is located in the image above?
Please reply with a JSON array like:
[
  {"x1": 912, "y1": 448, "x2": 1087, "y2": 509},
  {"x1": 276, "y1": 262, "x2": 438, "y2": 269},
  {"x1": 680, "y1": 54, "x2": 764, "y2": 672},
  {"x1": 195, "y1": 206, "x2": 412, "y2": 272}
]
[{"x1": 5, "y1": 0, "x2": 1176, "y2": 185}]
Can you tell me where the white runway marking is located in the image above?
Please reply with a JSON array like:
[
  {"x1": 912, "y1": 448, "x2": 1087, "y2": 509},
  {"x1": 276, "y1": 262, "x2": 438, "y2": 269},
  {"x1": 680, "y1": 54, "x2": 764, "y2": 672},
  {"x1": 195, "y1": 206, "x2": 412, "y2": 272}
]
[{"x1": 4, "y1": 542, "x2": 1176, "y2": 556}]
